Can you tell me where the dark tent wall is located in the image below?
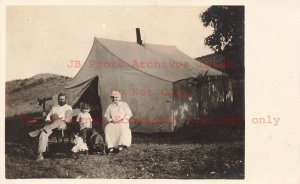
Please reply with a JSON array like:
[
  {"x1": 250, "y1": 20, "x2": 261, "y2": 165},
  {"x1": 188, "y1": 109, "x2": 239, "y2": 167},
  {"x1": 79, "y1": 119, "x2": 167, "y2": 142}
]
[
  {"x1": 196, "y1": 76, "x2": 233, "y2": 118},
  {"x1": 172, "y1": 76, "x2": 233, "y2": 129}
]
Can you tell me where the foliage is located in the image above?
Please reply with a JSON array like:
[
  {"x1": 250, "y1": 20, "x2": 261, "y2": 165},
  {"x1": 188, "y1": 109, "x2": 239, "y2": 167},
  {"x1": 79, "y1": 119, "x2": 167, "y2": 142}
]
[{"x1": 200, "y1": 6, "x2": 244, "y2": 76}]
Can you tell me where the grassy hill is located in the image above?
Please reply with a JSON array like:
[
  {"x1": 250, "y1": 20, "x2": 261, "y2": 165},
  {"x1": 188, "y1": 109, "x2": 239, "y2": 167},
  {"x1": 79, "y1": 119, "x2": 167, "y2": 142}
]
[{"x1": 5, "y1": 73, "x2": 71, "y2": 117}]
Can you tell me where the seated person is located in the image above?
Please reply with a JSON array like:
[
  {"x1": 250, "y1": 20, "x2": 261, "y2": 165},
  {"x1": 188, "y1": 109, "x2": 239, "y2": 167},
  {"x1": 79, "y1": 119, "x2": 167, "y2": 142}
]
[
  {"x1": 29, "y1": 93, "x2": 72, "y2": 161},
  {"x1": 104, "y1": 91, "x2": 133, "y2": 154}
]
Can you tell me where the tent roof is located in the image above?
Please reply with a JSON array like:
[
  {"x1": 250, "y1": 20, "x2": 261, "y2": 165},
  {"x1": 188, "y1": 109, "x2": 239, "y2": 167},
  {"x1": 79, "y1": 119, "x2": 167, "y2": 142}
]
[
  {"x1": 66, "y1": 38, "x2": 223, "y2": 89},
  {"x1": 95, "y1": 38, "x2": 222, "y2": 82}
]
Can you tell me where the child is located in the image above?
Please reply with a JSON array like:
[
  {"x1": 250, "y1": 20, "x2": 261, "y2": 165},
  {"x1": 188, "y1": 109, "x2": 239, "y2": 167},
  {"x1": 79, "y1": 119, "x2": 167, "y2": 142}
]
[
  {"x1": 76, "y1": 102, "x2": 93, "y2": 143},
  {"x1": 71, "y1": 132, "x2": 88, "y2": 153}
]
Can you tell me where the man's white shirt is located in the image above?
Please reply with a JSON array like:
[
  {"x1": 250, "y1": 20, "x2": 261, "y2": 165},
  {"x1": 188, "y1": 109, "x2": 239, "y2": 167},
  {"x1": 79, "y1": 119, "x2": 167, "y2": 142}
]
[{"x1": 45, "y1": 104, "x2": 73, "y2": 121}]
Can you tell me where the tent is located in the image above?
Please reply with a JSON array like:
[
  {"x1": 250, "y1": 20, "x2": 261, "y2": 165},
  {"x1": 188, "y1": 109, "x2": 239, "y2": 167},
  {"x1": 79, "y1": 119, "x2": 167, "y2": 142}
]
[{"x1": 60, "y1": 37, "x2": 233, "y2": 133}]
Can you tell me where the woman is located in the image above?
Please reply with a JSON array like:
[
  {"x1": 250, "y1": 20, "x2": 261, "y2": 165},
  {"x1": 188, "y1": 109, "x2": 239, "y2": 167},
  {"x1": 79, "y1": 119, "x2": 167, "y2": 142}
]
[{"x1": 104, "y1": 91, "x2": 133, "y2": 153}]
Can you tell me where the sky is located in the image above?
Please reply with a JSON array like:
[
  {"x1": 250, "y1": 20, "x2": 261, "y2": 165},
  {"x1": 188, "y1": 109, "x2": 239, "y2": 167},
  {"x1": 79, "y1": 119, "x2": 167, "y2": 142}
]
[{"x1": 6, "y1": 6, "x2": 213, "y2": 81}]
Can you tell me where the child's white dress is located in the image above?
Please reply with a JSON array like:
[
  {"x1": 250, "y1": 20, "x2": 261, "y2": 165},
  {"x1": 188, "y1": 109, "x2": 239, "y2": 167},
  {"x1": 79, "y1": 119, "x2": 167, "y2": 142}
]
[
  {"x1": 72, "y1": 136, "x2": 88, "y2": 153},
  {"x1": 76, "y1": 112, "x2": 93, "y2": 130}
]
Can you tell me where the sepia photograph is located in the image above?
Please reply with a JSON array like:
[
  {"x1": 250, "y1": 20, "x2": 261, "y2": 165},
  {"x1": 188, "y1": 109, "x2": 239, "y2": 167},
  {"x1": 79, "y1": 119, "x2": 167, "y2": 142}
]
[
  {"x1": 2, "y1": 0, "x2": 300, "y2": 183},
  {"x1": 4, "y1": 5, "x2": 246, "y2": 179},
  {"x1": 3, "y1": 4, "x2": 246, "y2": 180}
]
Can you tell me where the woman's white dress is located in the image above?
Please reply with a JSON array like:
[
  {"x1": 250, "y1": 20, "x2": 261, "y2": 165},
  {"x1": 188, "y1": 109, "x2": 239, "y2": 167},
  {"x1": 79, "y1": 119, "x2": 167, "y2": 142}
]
[{"x1": 104, "y1": 101, "x2": 133, "y2": 149}]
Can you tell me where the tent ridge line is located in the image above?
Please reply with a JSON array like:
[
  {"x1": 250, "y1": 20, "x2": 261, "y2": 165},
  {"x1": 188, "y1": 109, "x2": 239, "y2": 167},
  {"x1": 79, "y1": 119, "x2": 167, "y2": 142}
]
[
  {"x1": 143, "y1": 45, "x2": 196, "y2": 79},
  {"x1": 175, "y1": 47, "x2": 222, "y2": 75},
  {"x1": 95, "y1": 38, "x2": 174, "y2": 83}
]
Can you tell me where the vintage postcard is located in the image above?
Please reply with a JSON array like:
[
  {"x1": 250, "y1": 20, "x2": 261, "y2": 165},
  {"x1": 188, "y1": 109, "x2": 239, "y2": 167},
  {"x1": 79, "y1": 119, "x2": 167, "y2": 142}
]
[{"x1": 1, "y1": 0, "x2": 299, "y2": 183}]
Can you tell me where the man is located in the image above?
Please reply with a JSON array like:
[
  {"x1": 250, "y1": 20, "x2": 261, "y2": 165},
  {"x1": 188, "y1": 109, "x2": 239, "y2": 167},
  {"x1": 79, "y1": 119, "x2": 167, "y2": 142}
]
[
  {"x1": 30, "y1": 93, "x2": 73, "y2": 161},
  {"x1": 104, "y1": 91, "x2": 133, "y2": 154}
]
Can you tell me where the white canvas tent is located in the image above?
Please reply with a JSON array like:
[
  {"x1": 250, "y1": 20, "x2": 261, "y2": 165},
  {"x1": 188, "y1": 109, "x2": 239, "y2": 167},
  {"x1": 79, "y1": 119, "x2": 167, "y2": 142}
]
[{"x1": 58, "y1": 36, "x2": 233, "y2": 133}]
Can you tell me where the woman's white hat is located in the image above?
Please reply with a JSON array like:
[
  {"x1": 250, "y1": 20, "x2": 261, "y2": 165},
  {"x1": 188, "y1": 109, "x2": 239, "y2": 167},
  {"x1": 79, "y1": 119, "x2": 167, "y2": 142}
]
[{"x1": 110, "y1": 90, "x2": 121, "y2": 97}]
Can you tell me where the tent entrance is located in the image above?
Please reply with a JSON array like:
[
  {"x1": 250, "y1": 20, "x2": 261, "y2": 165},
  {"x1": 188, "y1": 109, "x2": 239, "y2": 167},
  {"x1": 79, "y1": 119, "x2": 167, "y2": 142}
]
[{"x1": 73, "y1": 77, "x2": 103, "y2": 131}]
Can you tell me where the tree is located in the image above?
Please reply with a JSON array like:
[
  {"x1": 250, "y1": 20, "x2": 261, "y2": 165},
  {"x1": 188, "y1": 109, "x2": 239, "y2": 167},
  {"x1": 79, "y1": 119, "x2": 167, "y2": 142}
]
[{"x1": 200, "y1": 6, "x2": 244, "y2": 76}]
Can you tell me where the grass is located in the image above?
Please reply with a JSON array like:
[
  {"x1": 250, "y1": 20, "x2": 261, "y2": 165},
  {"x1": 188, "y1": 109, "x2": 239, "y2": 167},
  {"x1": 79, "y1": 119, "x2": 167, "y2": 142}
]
[{"x1": 5, "y1": 116, "x2": 244, "y2": 179}]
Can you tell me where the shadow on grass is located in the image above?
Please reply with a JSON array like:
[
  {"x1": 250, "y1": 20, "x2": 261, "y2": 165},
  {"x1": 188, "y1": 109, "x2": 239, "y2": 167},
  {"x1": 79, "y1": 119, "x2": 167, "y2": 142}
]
[{"x1": 132, "y1": 124, "x2": 244, "y2": 145}]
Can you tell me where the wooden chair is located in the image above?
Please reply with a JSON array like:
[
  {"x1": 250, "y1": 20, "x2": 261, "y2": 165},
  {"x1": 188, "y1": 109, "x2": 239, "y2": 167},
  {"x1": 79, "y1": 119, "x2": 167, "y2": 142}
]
[{"x1": 52, "y1": 128, "x2": 71, "y2": 143}]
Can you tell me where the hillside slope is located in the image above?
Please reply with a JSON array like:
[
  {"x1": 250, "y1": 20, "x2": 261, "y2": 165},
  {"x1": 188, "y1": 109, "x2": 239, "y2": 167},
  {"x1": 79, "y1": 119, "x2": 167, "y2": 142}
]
[{"x1": 5, "y1": 74, "x2": 71, "y2": 117}]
